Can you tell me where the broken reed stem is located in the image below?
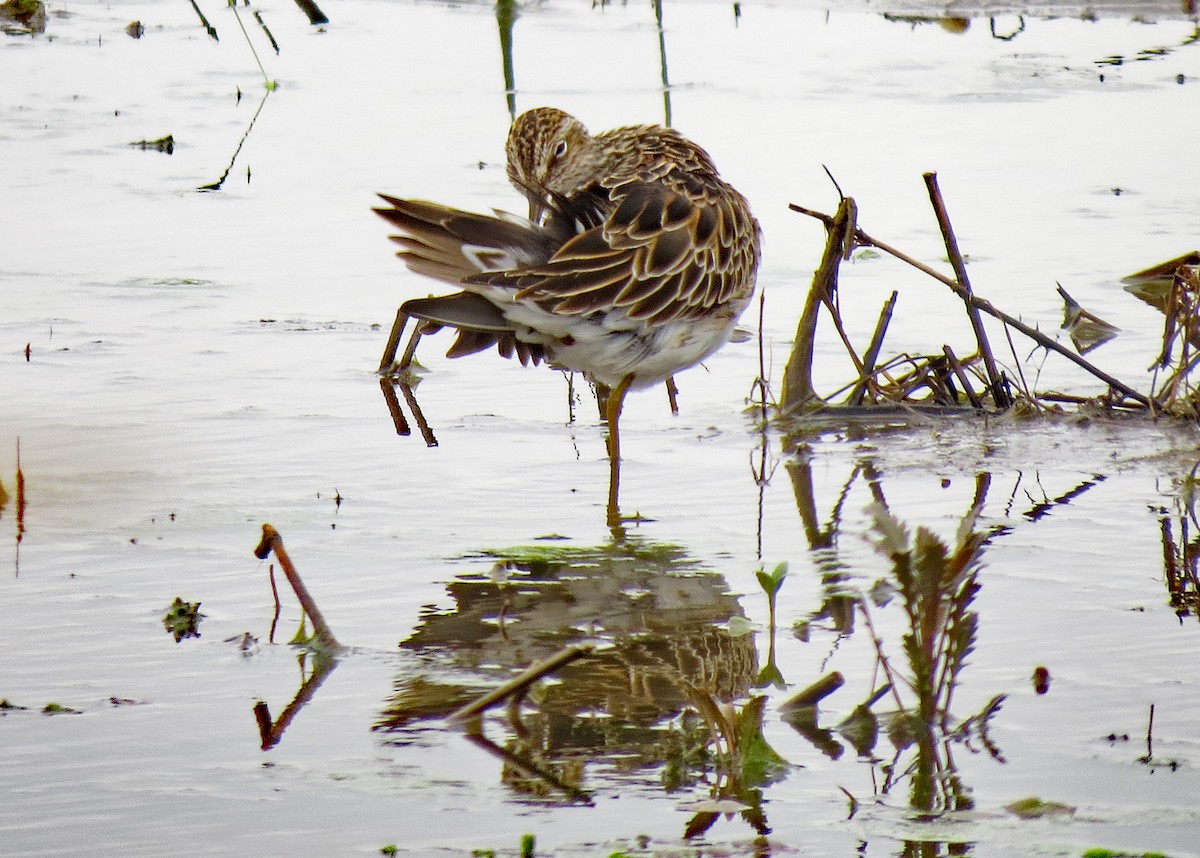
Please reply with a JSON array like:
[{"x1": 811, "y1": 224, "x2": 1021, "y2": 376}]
[
  {"x1": 850, "y1": 291, "x2": 899, "y2": 406},
  {"x1": 999, "y1": 315, "x2": 1038, "y2": 406},
  {"x1": 787, "y1": 203, "x2": 1152, "y2": 408},
  {"x1": 942, "y1": 345, "x2": 983, "y2": 409},
  {"x1": 756, "y1": 288, "x2": 769, "y2": 424},
  {"x1": 253, "y1": 524, "x2": 342, "y2": 652},
  {"x1": 447, "y1": 644, "x2": 594, "y2": 727},
  {"x1": 268, "y1": 562, "x2": 282, "y2": 644},
  {"x1": 781, "y1": 197, "x2": 857, "y2": 413},
  {"x1": 923, "y1": 172, "x2": 1010, "y2": 408}
]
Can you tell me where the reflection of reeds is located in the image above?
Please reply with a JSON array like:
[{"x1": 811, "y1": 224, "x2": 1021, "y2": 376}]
[
  {"x1": 496, "y1": 0, "x2": 517, "y2": 120},
  {"x1": 859, "y1": 501, "x2": 1006, "y2": 813},
  {"x1": 1157, "y1": 468, "x2": 1200, "y2": 622}
]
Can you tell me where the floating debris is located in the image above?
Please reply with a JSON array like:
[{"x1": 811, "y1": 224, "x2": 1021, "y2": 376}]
[
  {"x1": 162, "y1": 597, "x2": 204, "y2": 642},
  {"x1": 1004, "y1": 796, "x2": 1076, "y2": 819},
  {"x1": 41, "y1": 702, "x2": 81, "y2": 716},
  {"x1": 0, "y1": 0, "x2": 46, "y2": 34},
  {"x1": 130, "y1": 135, "x2": 174, "y2": 155}
]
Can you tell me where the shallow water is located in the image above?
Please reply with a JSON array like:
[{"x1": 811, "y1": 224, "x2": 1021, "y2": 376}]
[{"x1": 3, "y1": 0, "x2": 1200, "y2": 855}]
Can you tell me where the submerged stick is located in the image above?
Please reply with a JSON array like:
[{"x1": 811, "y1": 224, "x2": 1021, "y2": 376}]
[
  {"x1": 447, "y1": 644, "x2": 593, "y2": 726},
  {"x1": 253, "y1": 524, "x2": 341, "y2": 651},
  {"x1": 788, "y1": 203, "x2": 1151, "y2": 407},
  {"x1": 924, "y1": 173, "x2": 1009, "y2": 407}
]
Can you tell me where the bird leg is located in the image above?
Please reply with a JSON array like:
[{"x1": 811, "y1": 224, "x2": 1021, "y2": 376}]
[
  {"x1": 397, "y1": 324, "x2": 424, "y2": 372},
  {"x1": 378, "y1": 308, "x2": 429, "y2": 375},
  {"x1": 605, "y1": 374, "x2": 634, "y2": 528},
  {"x1": 666, "y1": 376, "x2": 679, "y2": 416},
  {"x1": 378, "y1": 308, "x2": 410, "y2": 373}
]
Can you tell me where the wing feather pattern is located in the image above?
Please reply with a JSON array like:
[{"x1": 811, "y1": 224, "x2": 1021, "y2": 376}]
[{"x1": 471, "y1": 180, "x2": 756, "y2": 328}]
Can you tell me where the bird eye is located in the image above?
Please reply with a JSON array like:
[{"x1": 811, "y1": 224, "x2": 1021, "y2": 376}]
[{"x1": 553, "y1": 140, "x2": 568, "y2": 159}]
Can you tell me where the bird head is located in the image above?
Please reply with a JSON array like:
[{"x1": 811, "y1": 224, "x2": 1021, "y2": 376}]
[{"x1": 505, "y1": 107, "x2": 599, "y2": 224}]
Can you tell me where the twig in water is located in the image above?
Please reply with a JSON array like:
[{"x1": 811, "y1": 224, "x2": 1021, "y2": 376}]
[
  {"x1": 780, "y1": 197, "x2": 856, "y2": 413},
  {"x1": 942, "y1": 345, "x2": 983, "y2": 409},
  {"x1": 924, "y1": 172, "x2": 1009, "y2": 408},
  {"x1": 849, "y1": 291, "x2": 898, "y2": 406},
  {"x1": 199, "y1": 89, "x2": 270, "y2": 191},
  {"x1": 253, "y1": 10, "x2": 279, "y2": 55},
  {"x1": 189, "y1": 0, "x2": 218, "y2": 40},
  {"x1": 253, "y1": 524, "x2": 341, "y2": 651},
  {"x1": 268, "y1": 562, "x2": 281, "y2": 644}
]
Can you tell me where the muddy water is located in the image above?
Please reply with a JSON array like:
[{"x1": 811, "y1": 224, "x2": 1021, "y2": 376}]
[{"x1": 3, "y1": 0, "x2": 1200, "y2": 855}]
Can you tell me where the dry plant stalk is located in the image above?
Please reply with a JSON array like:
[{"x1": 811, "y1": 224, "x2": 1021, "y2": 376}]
[
  {"x1": 253, "y1": 524, "x2": 342, "y2": 652},
  {"x1": 1149, "y1": 263, "x2": 1200, "y2": 414}
]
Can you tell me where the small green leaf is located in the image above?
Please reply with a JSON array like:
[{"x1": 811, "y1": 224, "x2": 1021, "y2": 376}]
[{"x1": 755, "y1": 561, "x2": 788, "y2": 596}]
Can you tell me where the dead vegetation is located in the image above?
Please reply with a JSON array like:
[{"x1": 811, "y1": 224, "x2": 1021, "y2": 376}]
[{"x1": 778, "y1": 171, "x2": 1200, "y2": 421}]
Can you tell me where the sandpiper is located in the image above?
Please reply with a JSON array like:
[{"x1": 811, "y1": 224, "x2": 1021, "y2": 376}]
[{"x1": 376, "y1": 107, "x2": 761, "y2": 523}]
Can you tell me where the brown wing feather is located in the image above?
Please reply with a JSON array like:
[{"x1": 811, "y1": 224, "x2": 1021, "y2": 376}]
[
  {"x1": 476, "y1": 181, "x2": 750, "y2": 327},
  {"x1": 374, "y1": 195, "x2": 562, "y2": 285}
]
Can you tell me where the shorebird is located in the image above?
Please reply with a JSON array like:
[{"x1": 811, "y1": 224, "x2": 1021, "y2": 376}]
[{"x1": 375, "y1": 107, "x2": 761, "y2": 524}]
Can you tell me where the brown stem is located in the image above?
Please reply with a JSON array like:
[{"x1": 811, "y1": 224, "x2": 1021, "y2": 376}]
[
  {"x1": 924, "y1": 173, "x2": 1009, "y2": 408},
  {"x1": 253, "y1": 524, "x2": 342, "y2": 652},
  {"x1": 942, "y1": 345, "x2": 983, "y2": 409},
  {"x1": 849, "y1": 291, "x2": 898, "y2": 406},
  {"x1": 781, "y1": 197, "x2": 857, "y2": 413}
]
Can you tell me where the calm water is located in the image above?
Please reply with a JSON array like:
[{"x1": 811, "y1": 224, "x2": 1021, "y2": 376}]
[{"x1": 3, "y1": 0, "x2": 1200, "y2": 855}]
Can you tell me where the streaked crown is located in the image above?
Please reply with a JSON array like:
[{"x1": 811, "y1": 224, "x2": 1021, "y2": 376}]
[{"x1": 506, "y1": 108, "x2": 602, "y2": 216}]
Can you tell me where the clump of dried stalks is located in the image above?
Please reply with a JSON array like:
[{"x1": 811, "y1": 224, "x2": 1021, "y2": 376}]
[{"x1": 779, "y1": 171, "x2": 1200, "y2": 420}]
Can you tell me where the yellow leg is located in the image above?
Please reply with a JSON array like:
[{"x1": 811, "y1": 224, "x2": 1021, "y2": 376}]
[{"x1": 605, "y1": 375, "x2": 634, "y2": 529}]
